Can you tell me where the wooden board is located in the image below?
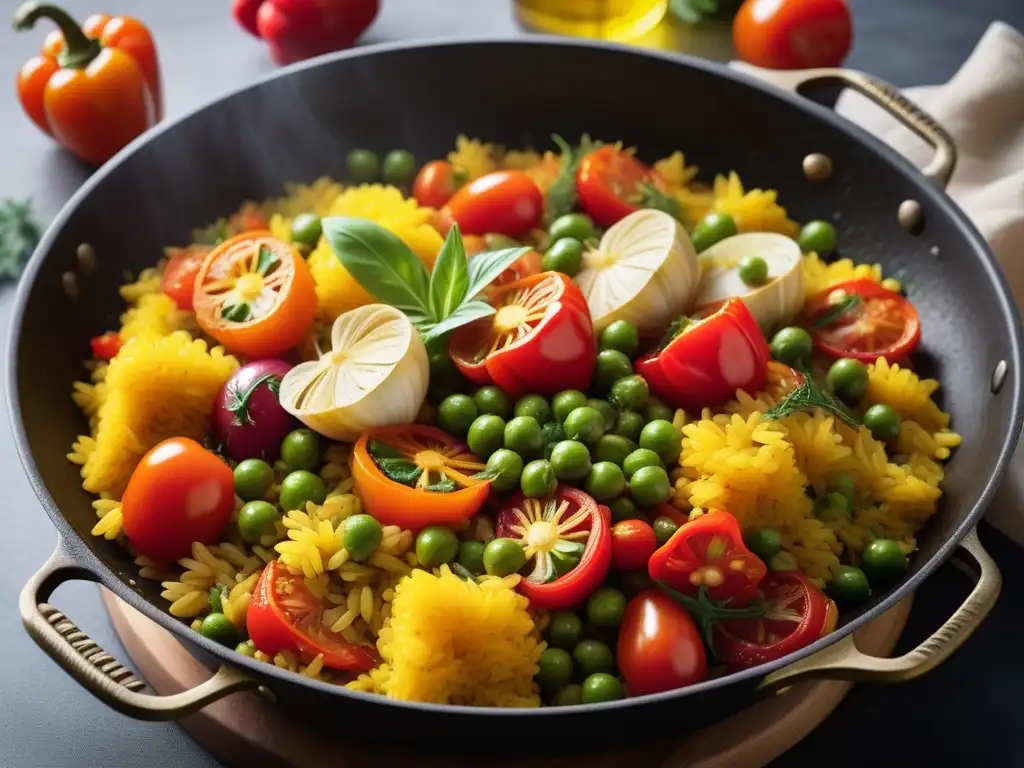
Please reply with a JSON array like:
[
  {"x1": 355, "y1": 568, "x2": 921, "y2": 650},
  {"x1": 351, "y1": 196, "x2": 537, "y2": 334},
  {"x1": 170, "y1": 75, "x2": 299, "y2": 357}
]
[{"x1": 101, "y1": 589, "x2": 912, "y2": 768}]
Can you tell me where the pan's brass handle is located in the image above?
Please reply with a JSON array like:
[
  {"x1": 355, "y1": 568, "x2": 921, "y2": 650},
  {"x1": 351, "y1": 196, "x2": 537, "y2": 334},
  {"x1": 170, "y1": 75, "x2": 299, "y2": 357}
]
[
  {"x1": 742, "y1": 65, "x2": 957, "y2": 189},
  {"x1": 761, "y1": 527, "x2": 999, "y2": 691},
  {"x1": 20, "y1": 539, "x2": 259, "y2": 720}
]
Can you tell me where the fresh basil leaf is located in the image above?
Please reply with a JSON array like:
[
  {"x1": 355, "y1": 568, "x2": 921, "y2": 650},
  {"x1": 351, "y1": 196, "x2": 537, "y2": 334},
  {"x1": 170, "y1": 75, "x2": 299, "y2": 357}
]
[
  {"x1": 256, "y1": 244, "x2": 278, "y2": 276},
  {"x1": 421, "y1": 299, "x2": 495, "y2": 344},
  {"x1": 367, "y1": 440, "x2": 406, "y2": 460},
  {"x1": 374, "y1": 457, "x2": 423, "y2": 486},
  {"x1": 428, "y1": 223, "x2": 469, "y2": 322},
  {"x1": 424, "y1": 475, "x2": 459, "y2": 493},
  {"x1": 465, "y1": 247, "x2": 531, "y2": 299},
  {"x1": 324, "y1": 216, "x2": 431, "y2": 316}
]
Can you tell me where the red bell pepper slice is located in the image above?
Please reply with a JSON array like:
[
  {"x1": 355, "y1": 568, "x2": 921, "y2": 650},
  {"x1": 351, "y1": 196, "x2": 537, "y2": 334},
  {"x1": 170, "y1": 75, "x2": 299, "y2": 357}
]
[
  {"x1": 711, "y1": 571, "x2": 839, "y2": 669},
  {"x1": 648, "y1": 510, "x2": 766, "y2": 606},
  {"x1": 495, "y1": 486, "x2": 611, "y2": 610},
  {"x1": 448, "y1": 271, "x2": 596, "y2": 399},
  {"x1": 634, "y1": 298, "x2": 770, "y2": 411}
]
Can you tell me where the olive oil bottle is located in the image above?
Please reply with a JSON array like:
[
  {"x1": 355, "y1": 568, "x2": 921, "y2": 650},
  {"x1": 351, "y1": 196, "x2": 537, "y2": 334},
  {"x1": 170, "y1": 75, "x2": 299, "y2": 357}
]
[{"x1": 513, "y1": 0, "x2": 669, "y2": 41}]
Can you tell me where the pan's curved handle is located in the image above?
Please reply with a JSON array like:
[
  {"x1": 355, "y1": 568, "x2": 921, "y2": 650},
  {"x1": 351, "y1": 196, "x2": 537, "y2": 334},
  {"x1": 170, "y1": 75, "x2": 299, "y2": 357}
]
[
  {"x1": 20, "y1": 538, "x2": 260, "y2": 720},
  {"x1": 742, "y1": 65, "x2": 957, "y2": 190},
  {"x1": 761, "y1": 527, "x2": 999, "y2": 691}
]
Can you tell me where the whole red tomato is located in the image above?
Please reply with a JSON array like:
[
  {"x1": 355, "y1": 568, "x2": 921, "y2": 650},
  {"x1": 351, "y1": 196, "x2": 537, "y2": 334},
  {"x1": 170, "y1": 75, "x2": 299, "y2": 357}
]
[
  {"x1": 618, "y1": 589, "x2": 707, "y2": 696},
  {"x1": 443, "y1": 171, "x2": 543, "y2": 237},
  {"x1": 413, "y1": 160, "x2": 461, "y2": 209},
  {"x1": 610, "y1": 519, "x2": 658, "y2": 572},
  {"x1": 121, "y1": 437, "x2": 234, "y2": 563},
  {"x1": 733, "y1": 0, "x2": 853, "y2": 70}
]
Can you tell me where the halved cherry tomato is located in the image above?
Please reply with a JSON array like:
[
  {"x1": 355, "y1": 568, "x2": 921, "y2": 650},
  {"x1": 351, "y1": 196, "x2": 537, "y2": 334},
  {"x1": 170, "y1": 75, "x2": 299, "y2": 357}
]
[
  {"x1": 228, "y1": 203, "x2": 270, "y2": 234},
  {"x1": 352, "y1": 424, "x2": 491, "y2": 530},
  {"x1": 448, "y1": 271, "x2": 596, "y2": 398},
  {"x1": 801, "y1": 279, "x2": 921, "y2": 362},
  {"x1": 495, "y1": 486, "x2": 611, "y2": 610},
  {"x1": 247, "y1": 561, "x2": 378, "y2": 673},
  {"x1": 413, "y1": 160, "x2": 462, "y2": 209},
  {"x1": 121, "y1": 437, "x2": 234, "y2": 563},
  {"x1": 90, "y1": 331, "x2": 122, "y2": 360},
  {"x1": 576, "y1": 145, "x2": 663, "y2": 229},
  {"x1": 610, "y1": 519, "x2": 658, "y2": 572},
  {"x1": 161, "y1": 245, "x2": 210, "y2": 310},
  {"x1": 193, "y1": 231, "x2": 316, "y2": 358},
  {"x1": 648, "y1": 510, "x2": 767, "y2": 606},
  {"x1": 618, "y1": 589, "x2": 707, "y2": 696},
  {"x1": 733, "y1": 0, "x2": 853, "y2": 70},
  {"x1": 712, "y1": 571, "x2": 838, "y2": 669},
  {"x1": 443, "y1": 170, "x2": 543, "y2": 237}
]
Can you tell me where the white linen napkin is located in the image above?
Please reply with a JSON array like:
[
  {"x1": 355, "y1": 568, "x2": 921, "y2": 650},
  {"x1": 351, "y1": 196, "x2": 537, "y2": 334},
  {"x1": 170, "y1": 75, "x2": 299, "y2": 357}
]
[{"x1": 736, "y1": 22, "x2": 1024, "y2": 545}]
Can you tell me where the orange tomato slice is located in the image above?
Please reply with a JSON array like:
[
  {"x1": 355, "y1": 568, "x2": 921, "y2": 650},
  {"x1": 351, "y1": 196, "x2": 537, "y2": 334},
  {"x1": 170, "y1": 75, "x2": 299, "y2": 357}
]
[{"x1": 193, "y1": 231, "x2": 316, "y2": 358}]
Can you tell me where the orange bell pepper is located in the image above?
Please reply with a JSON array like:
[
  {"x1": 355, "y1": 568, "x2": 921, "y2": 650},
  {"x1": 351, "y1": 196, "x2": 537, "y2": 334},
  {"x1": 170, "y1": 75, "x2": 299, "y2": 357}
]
[{"x1": 14, "y1": 3, "x2": 162, "y2": 166}]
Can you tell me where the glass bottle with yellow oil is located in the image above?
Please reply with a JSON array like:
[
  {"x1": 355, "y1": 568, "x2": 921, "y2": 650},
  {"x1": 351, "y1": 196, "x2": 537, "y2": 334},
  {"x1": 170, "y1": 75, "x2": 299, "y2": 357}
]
[{"x1": 513, "y1": 0, "x2": 669, "y2": 42}]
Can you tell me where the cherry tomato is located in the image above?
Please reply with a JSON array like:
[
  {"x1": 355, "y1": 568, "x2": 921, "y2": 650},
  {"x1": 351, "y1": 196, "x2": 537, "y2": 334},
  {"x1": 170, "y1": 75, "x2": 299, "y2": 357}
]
[
  {"x1": 733, "y1": 0, "x2": 853, "y2": 70},
  {"x1": 443, "y1": 171, "x2": 543, "y2": 237},
  {"x1": 618, "y1": 589, "x2": 707, "y2": 696},
  {"x1": 121, "y1": 438, "x2": 234, "y2": 563},
  {"x1": 610, "y1": 519, "x2": 658, "y2": 572},
  {"x1": 413, "y1": 160, "x2": 462, "y2": 209},
  {"x1": 576, "y1": 146, "x2": 662, "y2": 229},
  {"x1": 801, "y1": 279, "x2": 921, "y2": 362},
  {"x1": 161, "y1": 246, "x2": 210, "y2": 311},
  {"x1": 247, "y1": 561, "x2": 378, "y2": 672},
  {"x1": 90, "y1": 331, "x2": 122, "y2": 360}
]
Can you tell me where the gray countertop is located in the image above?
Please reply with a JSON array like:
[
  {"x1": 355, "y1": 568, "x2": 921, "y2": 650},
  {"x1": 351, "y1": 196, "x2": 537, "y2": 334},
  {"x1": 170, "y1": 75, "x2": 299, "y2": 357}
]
[{"x1": 3, "y1": 2, "x2": 1024, "y2": 766}]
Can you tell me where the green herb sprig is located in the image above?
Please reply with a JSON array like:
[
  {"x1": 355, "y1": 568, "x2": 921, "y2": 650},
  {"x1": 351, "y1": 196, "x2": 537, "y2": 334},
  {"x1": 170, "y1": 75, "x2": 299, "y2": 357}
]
[
  {"x1": 0, "y1": 198, "x2": 42, "y2": 283},
  {"x1": 546, "y1": 133, "x2": 603, "y2": 224},
  {"x1": 323, "y1": 217, "x2": 528, "y2": 344},
  {"x1": 812, "y1": 293, "x2": 860, "y2": 327},
  {"x1": 764, "y1": 366, "x2": 861, "y2": 428}
]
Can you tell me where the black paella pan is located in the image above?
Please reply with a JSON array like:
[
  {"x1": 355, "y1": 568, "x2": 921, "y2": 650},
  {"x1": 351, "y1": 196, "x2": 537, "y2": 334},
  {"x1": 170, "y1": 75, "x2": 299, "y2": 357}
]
[{"x1": 8, "y1": 38, "x2": 1022, "y2": 748}]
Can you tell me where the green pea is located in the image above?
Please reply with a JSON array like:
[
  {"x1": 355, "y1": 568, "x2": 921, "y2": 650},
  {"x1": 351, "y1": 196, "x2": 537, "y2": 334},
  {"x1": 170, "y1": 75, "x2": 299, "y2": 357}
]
[
  {"x1": 238, "y1": 500, "x2": 281, "y2": 544},
  {"x1": 281, "y1": 429, "x2": 321, "y2": 472},
  {"x1": 563, "y1": 406, "x2": 606, "y2": 446},
  {"x1": 382, "y1": 149, "x2": 416, "y2": 186},
  {"x1": 415, "y1": 526, "x2": 460, "y2": 568},
  {"x1": 744, "y1": 528, "x2": 781, "y2": 562},
  {"x1": 552, "y1": 390, "x2": 588, "y2": 423},
  {"x1": 610, "y1": 375, "x2": 649, "y2": 411},
  {"x1": 485, "y1": 234, "x2": 522, "y2": 250},
  {"x1": 622, "y1": 448, "x2": 663, "y2": 480},
  {"x1": 549, "y1": 212, "x2": 597, "y2": 243},
  {"x1": 514, "y1": 394, "x2": 552, "y2": 424},
  {"x1": 543, "y1": 237, "x2": 584, "y2": 277},
  {"x1": 586, "y1": 588, "x2": 627, "y2": 627},
  {"x1": 611, "y1": 411, "x2": 645, "y2": 443},
  {"x1": 504, "y1": 416, "x2": 544, "y2": 458},
  {"x1": 200, "y1": 613, "x2": 237, "y2": 647},
  {"x1": 233, "y1": 458, "x2": 274, "y2": 502},
  {"x1": 691, "y1": 212, "x2": 737, "y2": 253},
  {"x1": 826, "y1": 358, "x2": 869, "y2": 402},
  {"x1": 456, "y1": 540, "x2": 486, "y2": 575},
  {"x1": 427, "y1": 348, "x2": 463, "y2": 403},
  {"x1": 547, "y1": 611, "x2": 583, "y2": 649},
  {"x1": 521, "y1": 459, "x2": 557, "y2": 498},
  {"x1": 594, "y1": 434, "x2": 635, "y2": 466},
  {"x1": 587, "y1": 399, "x2": 619, "y2": 434},
  {"x1": 346, "y1": 148, "x2": 380, "y2": 183},
  {"x1": 829, "y1": 565, "x2": 871, "y2": 606},
  {"x1": 572, "y1": 639, "x2": 614, "y2": 677},
  {"x1": 278, "y1": 470, "x2": 327, "y2": 512},
  {"x1": 474, "y1": 385, "x2": 513, "y2": 419},
  {"x1": 609, "y1": 497, "x2": 643, "y2": 523},
  {"x1": 769, "y1": 326, "x2": 813, "y2": 367},
  {"x1": 343, "y1": 514, "x2": 384, "y2": 562},
  {"x1": 639, "y1": 419, "x2": 682, "y2": 464},
  {"x1": 863, "y1": 404, "x2": 900, "y2": 442},
  {"x1": 629, "y1": 465, "x2": 672, "y2": 507},
  {"x1": 549, "y1": 440, "x2": 592, "y2": 481},
  {"x1": 798, "y1": 219, "x2": 838, "y2": 256},
  {"x1": 483, "y1": 537, "x2": 527, "y2": 576},
  {"x1": 643, "y1": 398, "x2": 675, "y2": 424},
  {"x1": 738, "y1": 256, "x2": 769, "y2": 286},
  {"x1": 599, "y1": 320, "x2": 640, "y2": 357},
  {"x1": 593, "y1": 349, "x2": 633, "y2": 393},
  {"x1": 652, "y1": 516, "x2": 679, "y2": 545},
  {"x1": 467, "y1": 414, "x2": 506, "y2": 459},
  {"x1": 585, "y1": 461, "x2": 626, "y2": 501},
  {"x1": 536, "y1": 647, "x2": 574, "y2": 690},
  {"x1": 438, "y1": 394, "x2": 478, "y2": 437},
  {"x1": 828, "y1": 473, "x2": 857, "y2": 502},
  {"x1": 290, "y1": 212, "x2": 322, "y2": 246},
  {"x1": 861, "y1": 539, "x2": 908, "y2": 587},
  {"x1": 814, "y1": 491, "x2": 851, "y2": 521},
  {"x1": 485, "y1": 449, "x2": 524, "y2": 492},
  {"x1": 581, "y1": 673, "x2": 624, "y2": 703},
  {"x1": 550, "y1": 684, "x2": 583, "y2": 707},
  {"x1": 235, "y1": 640, "x2": 256, "y2": 657}
]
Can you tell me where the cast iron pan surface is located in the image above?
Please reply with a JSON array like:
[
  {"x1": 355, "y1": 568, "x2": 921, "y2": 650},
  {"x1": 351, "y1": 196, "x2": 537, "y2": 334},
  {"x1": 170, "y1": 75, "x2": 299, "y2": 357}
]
[{"x1": 7, "y1": 38, "x2": 1023, "y2": 746}]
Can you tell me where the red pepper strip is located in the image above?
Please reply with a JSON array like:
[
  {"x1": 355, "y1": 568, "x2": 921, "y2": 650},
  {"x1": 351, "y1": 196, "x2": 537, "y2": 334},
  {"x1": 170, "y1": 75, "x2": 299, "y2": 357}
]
[
  {"x1": 635, "y1": 298, "x2": 770, "y2": 411},
  {"x1": 648, "y1": 510, "x2": 767, "y2": 606},
  {"x1": 90, "y1": 331, "x2": 122, "y2": 360}
]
